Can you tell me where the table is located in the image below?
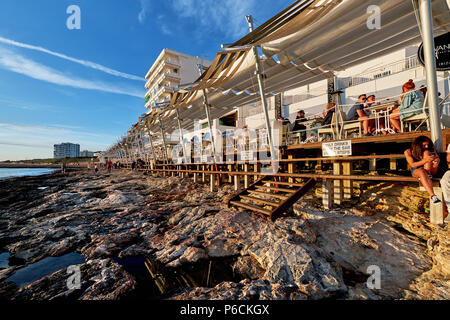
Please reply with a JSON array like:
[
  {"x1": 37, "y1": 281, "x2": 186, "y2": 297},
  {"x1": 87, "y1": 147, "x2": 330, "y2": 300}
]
[{"x1": 366, "y1": 101, "x2": 399, "y2": 135}]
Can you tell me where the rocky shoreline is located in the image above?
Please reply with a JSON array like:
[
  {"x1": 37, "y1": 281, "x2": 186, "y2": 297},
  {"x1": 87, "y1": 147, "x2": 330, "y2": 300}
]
[{"x1": 0, "y1": 169, "x2": 448, "y2": 300}]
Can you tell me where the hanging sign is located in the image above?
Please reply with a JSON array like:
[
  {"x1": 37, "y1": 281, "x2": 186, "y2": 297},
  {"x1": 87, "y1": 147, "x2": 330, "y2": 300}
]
[
  {"x1": 418, "y1": 31, "x2": 450, "y2": 71},
  {"x1": 322, "y1": 140, "x2": 352, "y2": 157},
  {"x1": 240, "y1": 150, "x2": 254, "y2": 161},
  {"x1": 274, "y1": 93, "x2": 282, "y2": 119}
]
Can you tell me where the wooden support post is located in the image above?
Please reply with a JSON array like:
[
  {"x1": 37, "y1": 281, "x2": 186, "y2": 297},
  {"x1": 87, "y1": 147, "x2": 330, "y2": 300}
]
[
  {"x1": 210, "y1": 174, "x2": 215, "y2": 192},
  {"x1": 234, "y1": 174, "x2": 240, "y2": 191},
  {"x1": 244, "y1": 164, "x2": 249, "y2": 188},
  {"x1": 254, "y1": 163, "x2": 259, "y2": 182},
  {"x1": 342, "y1": 161, "x2": 353, "y2": 199},
  {"x1": 390, "y1": 158, "x2": 397, "y2": 171},
  {"x1": 194, "y1": 172, "x2": 198, "y2": 183},
  {"x1": 228, "y1": 165, "x2": 233, "y2": 183},
  {"x1": 430, "y1": 187, "x2": 444, "y2": 225},
  {"x1": 202, "y1": 165, "x2": 205, "y2": 182},
  {"x1": 333, "y1": 161, "x2": 343, "y2": 205},
  {"x1": 288, "y1": 154, "x2": 293, "y2": 183},
  {"x1": 322, "y1": 179, "x2": 334, "y2": 210},
  {"x1": 369, "y1": 153, "x2": 377, "y2": 172}
]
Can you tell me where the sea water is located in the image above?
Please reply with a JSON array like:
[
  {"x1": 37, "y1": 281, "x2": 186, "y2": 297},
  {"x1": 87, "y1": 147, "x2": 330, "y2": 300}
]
[{"x1": 0, "y1": 168, "x2": 57, "y2": 179}]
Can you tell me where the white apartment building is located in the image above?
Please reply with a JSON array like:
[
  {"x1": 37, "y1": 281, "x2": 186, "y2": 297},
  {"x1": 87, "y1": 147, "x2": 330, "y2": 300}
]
[
  {"x1": 53, "y1": 143, "x2": 80, "y2": 159},
  {"x1": 144, "y1": 49, "x2": 212, "y2": 110}
]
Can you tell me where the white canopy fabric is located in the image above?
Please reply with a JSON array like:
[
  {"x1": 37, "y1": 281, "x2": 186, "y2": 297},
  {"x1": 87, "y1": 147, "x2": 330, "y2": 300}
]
[{"x1": 140, "y1": 0, "x2": 450, "y2": 142}]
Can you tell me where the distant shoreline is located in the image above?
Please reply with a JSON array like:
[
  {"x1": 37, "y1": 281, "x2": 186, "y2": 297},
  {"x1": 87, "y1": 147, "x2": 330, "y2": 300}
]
[{"x1": 0, "y1": 163, "x2": 87, "y2": 169}]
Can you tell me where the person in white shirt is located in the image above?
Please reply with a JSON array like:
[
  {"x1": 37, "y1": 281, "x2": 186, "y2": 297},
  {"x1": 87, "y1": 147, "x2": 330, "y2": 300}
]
[{"x1": 440, "y1": 144, "x2": 450, "y2": 221}]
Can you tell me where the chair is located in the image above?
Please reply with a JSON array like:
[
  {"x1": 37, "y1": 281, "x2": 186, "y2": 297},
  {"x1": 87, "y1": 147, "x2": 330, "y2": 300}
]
[
  {"x1": 318, "y1": 112, "x2": 338, "y2": 140},
  {"x1": 401, "y1": 92, "x2": 429, "y2": 132},
  {"x1": 337, "y1": 107, "x2": 362, "y2": 138}
]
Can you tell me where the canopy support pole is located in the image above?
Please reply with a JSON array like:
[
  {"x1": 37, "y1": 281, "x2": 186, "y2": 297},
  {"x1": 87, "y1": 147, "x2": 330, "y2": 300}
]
[
  {"x1": 197, "y1": 64, "x2": 218, "y2": 163},
  {"x1": 159, "y1": 116, "x2": 170, "y2": 164},
  {"x1": 176, "y1": 109, "x2": 189, "y2": 164},
  {"x1": 417, "y1": 0, "x2": 442, "y2": 151},
  {"x1": 245, "y1": 15, "x2": 277, "y2": 164},
  {"x1": 146, "y1": 126, "x2": 158, "y2": 166}
]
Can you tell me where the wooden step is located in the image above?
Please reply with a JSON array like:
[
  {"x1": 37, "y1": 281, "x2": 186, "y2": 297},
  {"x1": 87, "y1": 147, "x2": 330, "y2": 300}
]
[
  {"x1": 262, "y1": 180, "x2": 304, "y2": 187},
  {"x1": 247, "y1": 190, "x2": 289, "y2": 200},
  {"x1": 229, "y1": 201, "x2": 272, "y2": 216},
  {"x1": 239, "y1": 195, "x2": 279, "y2": 207},
  {"x1": 254, "y1": 185, "x2": 295, "y2": 193}
]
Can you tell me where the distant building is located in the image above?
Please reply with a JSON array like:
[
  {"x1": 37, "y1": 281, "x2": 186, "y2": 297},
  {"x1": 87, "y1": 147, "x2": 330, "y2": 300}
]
[
  {"x1": 80, "y1": 150, "x2": 95, "y2": 157},
  {"x1": 54, "y1": 143, "x2": 80, "y2": 159}
]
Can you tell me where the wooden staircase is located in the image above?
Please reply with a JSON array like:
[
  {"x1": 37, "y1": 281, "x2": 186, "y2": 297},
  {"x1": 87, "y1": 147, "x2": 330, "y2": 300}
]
[{"x1": 228, "y1": 176, "x2": 317, "y2": 221}]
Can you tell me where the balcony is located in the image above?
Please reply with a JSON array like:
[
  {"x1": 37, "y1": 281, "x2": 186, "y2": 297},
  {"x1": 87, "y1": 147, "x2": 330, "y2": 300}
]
[
  {"x1": 338, "y1": 56, "x2": 420, "y2": 89},
  {"x1": 145, "y1": 59, "x2": 181, "y2": 86}
]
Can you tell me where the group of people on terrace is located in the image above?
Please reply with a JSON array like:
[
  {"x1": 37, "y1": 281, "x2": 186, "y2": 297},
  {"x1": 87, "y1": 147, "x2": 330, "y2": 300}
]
[
  {"x1": 289, "y1": 79, "x2": 434, "y2": 140},
  {"x1": 347, "y1": 79, "x2": 426, "y2": 135}
]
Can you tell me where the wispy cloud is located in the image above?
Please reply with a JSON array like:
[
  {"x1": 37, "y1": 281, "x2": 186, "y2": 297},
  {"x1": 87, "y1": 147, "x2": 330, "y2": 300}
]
[
  {"x1": 157, "y1": 15, "x2": 173, "y2": 36},
  {"x1": 0, "y1": 35, "x2": 144, "y2": 81},
  {"x1": 170, "y1": 0, "x2": 257, "y2": 38},
  {"x1": 138, "y1": 0, "x2": 152, "y2": 24},
  {"x1": 0, "y1": 48, "x2": 145, "y2": 98}
]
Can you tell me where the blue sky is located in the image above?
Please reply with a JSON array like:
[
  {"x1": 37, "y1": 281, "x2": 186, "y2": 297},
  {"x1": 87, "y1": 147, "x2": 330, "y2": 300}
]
[{"x1": 0, "y1": 0, "x2": 292, "y2": 161}]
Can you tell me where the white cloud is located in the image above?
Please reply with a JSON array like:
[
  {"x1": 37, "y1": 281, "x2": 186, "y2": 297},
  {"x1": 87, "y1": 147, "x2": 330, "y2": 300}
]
[
  {"x1": 0, "y1": 48, "x2": 145, "y2": 98},
  {"x1": 138, "y1": 0, "x2": 152, "y2": 24},
  {"x1": 171, "y1": 0, "x2": 257, "y2": 38},
  {"x1": 0, "y1": 36, "x2": 144, "y2": 81},
  {"x1": 157, "y1": 15, "x2": 173, "y2": 36}
]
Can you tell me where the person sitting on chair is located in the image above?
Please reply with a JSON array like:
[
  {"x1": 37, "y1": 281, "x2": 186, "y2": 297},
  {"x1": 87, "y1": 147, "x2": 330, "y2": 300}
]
[
  {"x1": 292, "y1": 110, "x2": 307, "y2": 141},
  {"x1": 346, "y1": 94, "x2": 374, "y2": 136},
  {"x1": 405, "y1": 136, "x2": 441, "y2": 203},
  {"x1": 322, "y1": 102, "x2": 336, "y2": 126},
  {"x1": 390, "y1": 79, "x2": 424, "y2": 133}
]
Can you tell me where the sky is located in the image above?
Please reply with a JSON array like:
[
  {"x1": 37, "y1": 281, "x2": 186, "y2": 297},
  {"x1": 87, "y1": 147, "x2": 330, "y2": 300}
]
[{"x1": 0, "y1": 0, "x2": 293, "y2": 161}]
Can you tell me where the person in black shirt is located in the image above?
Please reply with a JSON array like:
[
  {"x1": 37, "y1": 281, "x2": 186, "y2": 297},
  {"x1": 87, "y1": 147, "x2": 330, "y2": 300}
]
[
  {"x1": 292, "y1": 110, "x2": 307, "y2": 141},
  {"x1": 346, "y1": 94, "x2": 373, "y2": 135},
  {"x1": 322, "y1": 102, "x2": 336, "y2": 126}
]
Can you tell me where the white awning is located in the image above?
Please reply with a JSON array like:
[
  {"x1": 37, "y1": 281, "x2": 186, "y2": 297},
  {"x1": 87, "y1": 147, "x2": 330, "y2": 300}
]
[{"x1": 142, "y1": 0, "x2": 450, "y2": 140}]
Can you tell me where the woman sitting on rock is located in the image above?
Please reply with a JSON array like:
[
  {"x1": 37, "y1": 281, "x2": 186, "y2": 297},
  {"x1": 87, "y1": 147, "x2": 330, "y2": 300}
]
[{"x1": 404, "y1": 135, "x2": 441, "y2": 203}]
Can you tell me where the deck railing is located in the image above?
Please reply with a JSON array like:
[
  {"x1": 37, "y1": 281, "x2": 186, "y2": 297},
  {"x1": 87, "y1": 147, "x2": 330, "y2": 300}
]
[{"x1": 338, "y1": 56, "x2": 421, "y2": 89}]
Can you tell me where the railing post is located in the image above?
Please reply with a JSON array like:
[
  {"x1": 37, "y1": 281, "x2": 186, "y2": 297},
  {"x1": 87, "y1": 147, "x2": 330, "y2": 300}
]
[{"x1": 417, "y1": 0, "x2": 443, "y2": 152}]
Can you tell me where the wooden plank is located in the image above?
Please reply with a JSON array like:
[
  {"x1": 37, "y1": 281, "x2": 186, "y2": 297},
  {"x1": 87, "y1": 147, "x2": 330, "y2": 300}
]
[
  {"x1": 255, "y1": 185, "x2": 296, "y2": 193},
  {"x1": 247, "y1": 190, "x2": 289, "y2": 200},
  {"x1": 270, "y1": 178, "x2": 317, "y2": 221},
  {"x1": 229, "y1": 201, "x2": 272, "y2": 216},
  {"x1": 239, "y1": 195, "x2": 279, "y2": 207},
  {"x1": 262, "y1": 180, "x2": 304, "y2": 187}
]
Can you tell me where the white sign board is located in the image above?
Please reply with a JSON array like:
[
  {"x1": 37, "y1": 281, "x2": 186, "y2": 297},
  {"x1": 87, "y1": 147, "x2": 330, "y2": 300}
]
[
  {"x1": 240, "y1": 150, "x2": 254, "y2": 161},
  {"x1": 322, "y1": 140, "x2": 352, "y2": 157}
]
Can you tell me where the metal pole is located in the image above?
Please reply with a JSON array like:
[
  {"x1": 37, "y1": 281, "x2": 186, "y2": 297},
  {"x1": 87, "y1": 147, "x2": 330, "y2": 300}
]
[
  {"x1": 418, "y1": 0, "x2": 442, "y2": 151},
  {"x1": 245, "y1": 15, "x2": 277, "y2": 162},
  {"x1": 197, "y1": 64, "x2": 218, "y2": 163},
  {"x1": 158, "y1": 116, "x2": 170, "y2": 163},
  {"x1": 176, "y1": 108, "x2": 189, "y2": 164},
  {"x1": 146, "y1": 126, "x2": 158, "y2": 164}
]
